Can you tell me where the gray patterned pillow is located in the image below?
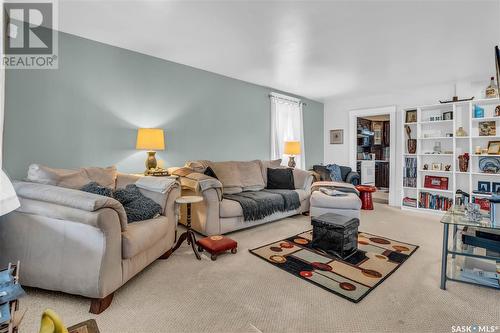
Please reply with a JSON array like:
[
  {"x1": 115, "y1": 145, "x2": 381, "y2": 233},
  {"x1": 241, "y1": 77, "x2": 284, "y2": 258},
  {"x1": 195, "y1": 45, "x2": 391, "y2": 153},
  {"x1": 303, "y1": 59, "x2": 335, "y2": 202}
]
[
  {"x1": 80, "y1": 182, "x2": 113, "y2": 197},
  {"x1": 114, "y1": 184, "x2": 162, "y2": 223}
]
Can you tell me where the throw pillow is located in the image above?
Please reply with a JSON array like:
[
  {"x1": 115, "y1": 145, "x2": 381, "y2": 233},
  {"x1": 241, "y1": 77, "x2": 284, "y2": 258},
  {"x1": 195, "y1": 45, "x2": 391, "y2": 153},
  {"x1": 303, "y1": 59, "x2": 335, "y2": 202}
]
[
  {"x1": 114, "y1": 184, "x2": 162, "y2": 223},
  {"x1": 204, "y1": 166, "x2": 218, "y2": 179},
  {"x1": 80, "y1": 182, "x2": 113, "y2": 197},
  {"x1": 326, "y1": 164, "x2": 343, "y2": 181},
  {"x1": 266, "y1": 168, "x2": 295, "y2": 190},
  {"x1": 339, "y1": 166, "x2": 352, "y2": 181},
  {"x1": 312, "y1": 165, "x2": 331, "y2": 181}
]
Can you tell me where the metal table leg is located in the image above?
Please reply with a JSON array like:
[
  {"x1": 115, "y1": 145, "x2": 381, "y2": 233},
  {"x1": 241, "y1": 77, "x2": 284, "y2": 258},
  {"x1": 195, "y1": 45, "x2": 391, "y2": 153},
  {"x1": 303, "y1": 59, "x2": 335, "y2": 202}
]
[{"x1": 440, "y1": 223, "x2": 449, "y2": 290}]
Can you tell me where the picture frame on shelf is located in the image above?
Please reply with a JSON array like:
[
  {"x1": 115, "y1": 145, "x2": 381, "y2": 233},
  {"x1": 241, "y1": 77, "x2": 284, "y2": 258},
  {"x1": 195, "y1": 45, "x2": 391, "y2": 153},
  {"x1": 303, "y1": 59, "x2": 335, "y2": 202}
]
[
  {"x1": 442, "y1": 111, "x2": 453, "y2": 120},
  {"x1": 487, "y1": 141, "x2": 500, "y2": 154},
  {"x1": 330, "y1": 129, "x2": 343, "y2": 144},
  {"x1": 492, "y1": 182, "x2": 500, "y2": 194},
  {"x1": 478, "y1": 121, "x2": 496, "y2": 136},
  {"x1": 405, "y1": 110, "x2": 417, "y2": 123},
  {"x1": 477, "y1": 181, "x2": 491, "y2": 192},
  {"x1": 431, "y1": 163, "x2": 442, "y2": 171}
]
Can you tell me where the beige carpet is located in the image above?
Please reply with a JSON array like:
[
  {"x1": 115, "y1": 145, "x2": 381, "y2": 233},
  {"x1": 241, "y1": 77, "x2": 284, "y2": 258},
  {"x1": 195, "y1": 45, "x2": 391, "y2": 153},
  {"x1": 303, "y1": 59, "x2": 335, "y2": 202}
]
[{"x1": 18, "y1": 204, "x2": 500, "y2": 332}]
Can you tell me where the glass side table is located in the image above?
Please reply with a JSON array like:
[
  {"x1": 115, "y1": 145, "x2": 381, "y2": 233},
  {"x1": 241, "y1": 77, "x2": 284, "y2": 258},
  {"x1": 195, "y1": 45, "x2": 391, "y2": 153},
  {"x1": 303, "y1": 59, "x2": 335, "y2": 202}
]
[{"x1": 440, "y1": 206, "x2": 500, "y2": 290}]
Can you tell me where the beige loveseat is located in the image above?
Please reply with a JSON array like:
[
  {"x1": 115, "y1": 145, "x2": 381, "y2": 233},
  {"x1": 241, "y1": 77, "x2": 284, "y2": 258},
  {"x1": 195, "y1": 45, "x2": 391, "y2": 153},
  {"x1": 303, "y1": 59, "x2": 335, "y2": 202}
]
[
  {"x1": 174, "y1": 160, "x2": 313, "y2": 235},
  {"x1": 0, "y1": 165, "x2": 180, "y2": 313}
]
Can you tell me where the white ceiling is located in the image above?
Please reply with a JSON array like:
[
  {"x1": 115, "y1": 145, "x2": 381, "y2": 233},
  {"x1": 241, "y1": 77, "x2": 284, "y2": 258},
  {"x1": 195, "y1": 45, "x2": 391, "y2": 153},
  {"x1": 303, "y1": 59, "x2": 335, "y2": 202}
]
[{"x1": 58, "y1": 0, "x2": 500, "y2": 101}]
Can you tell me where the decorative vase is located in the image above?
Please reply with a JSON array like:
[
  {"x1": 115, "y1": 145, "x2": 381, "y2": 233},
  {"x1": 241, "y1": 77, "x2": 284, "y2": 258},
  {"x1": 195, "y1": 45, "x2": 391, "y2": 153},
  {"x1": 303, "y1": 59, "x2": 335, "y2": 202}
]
[
  {"x1": 456, "y1": 127, "x2": 467, "y2": 137},
  {"x1": 407, "y1": 139, "x2": 417, "y2": 154},
  {"x1": 458, "y1": 155, "x2": 469, "y2": 172}
]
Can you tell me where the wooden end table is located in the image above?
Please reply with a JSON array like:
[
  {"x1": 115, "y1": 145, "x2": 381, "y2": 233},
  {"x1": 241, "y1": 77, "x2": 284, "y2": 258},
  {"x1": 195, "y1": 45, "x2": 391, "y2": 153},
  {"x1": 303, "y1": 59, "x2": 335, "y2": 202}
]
[{"x1": 172, "y1": 196, "x2": 203, "y2": 260}]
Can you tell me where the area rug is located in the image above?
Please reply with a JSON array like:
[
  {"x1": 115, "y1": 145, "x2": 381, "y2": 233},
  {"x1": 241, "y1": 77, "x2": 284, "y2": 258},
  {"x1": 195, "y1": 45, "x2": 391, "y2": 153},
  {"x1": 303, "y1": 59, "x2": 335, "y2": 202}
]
[{"x1": 250, "y1": 230, "x2": 418, "y2": 303}]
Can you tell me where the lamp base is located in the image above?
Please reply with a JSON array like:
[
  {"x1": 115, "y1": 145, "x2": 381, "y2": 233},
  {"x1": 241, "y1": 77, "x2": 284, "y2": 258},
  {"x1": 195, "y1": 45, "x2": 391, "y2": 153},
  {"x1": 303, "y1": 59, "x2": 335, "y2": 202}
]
[
  {"x1": 288, "y1": 156, "x2": 296, "y2": 168},
  {"x1": 145, "y1": 151, "x2": 157, "y2": 173}
]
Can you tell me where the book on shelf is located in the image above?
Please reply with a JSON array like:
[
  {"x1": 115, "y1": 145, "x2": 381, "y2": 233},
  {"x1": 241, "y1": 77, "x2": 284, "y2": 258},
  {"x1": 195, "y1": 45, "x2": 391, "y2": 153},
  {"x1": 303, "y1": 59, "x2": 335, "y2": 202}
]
[
  {"x1": 403, "y1": 157, "x2": 417, "y2": 188},
  {"x1": 418, "y1": 191, "x2": 452, "y2": 211},
  {"x1": 402, "y1": 197, "x2": 417, "y2": 208}
]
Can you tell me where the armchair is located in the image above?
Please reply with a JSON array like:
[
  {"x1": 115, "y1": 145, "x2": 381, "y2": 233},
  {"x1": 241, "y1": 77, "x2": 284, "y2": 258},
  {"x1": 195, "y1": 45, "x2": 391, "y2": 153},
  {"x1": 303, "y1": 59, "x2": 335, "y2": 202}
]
[{"x1": 0, "y1": 171, "x2": 180, "y2": 314}]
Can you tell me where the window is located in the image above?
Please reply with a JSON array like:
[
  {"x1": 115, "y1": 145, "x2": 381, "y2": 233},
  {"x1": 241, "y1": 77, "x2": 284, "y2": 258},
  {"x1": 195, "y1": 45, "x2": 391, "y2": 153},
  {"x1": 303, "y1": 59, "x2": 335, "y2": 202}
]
[{"x1": 270, "y1": 92, "x2": 305, "y2": 169}]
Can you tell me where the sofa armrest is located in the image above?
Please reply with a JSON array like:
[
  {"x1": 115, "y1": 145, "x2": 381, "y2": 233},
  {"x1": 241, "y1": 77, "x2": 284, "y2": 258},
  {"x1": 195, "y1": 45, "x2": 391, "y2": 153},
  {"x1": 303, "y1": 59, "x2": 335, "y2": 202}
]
[
  {"x1": 345, "y1": 171, "x2": 360, "y2": 185},
  {"x1": 0, "y1": 198, "x2": 123, "y2": 298},
  {"x1": 13, "y1": 181, "x2": 128, "y2": 231}
]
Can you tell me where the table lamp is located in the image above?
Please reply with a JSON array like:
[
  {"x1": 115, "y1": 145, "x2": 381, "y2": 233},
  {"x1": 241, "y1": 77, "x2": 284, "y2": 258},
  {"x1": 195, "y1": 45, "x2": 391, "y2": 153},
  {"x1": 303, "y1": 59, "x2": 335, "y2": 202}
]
[
  {"x1": 0, "y1": 169, "x2": 20, "y2": 217},
  {"x1": 284, "y1": 140, "x2": 301, "y2": 168},
  {"x1": 136, "y1": 128, "x2": 165, "y2": 173}
]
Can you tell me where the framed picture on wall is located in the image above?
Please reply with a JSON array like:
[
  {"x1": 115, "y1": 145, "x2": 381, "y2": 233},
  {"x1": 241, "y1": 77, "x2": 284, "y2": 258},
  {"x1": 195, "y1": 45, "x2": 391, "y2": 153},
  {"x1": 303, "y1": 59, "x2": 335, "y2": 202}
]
[
  {"x1": 330, "y1": 129, "x2": 343, "y2": 144},
  {"x1": 405, "y1": 109, "x2": 417, "y2": 123}
]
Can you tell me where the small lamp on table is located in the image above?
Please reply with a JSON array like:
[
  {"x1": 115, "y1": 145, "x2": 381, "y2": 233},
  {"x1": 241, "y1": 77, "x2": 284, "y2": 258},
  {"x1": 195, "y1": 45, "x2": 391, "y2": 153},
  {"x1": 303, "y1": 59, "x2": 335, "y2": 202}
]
[
  {"x1": 284, "y1": 140, "x2": 301, "y2": 168},
  {"x1": 136, "y1": 128, "x2": 165, "y2": 174}
]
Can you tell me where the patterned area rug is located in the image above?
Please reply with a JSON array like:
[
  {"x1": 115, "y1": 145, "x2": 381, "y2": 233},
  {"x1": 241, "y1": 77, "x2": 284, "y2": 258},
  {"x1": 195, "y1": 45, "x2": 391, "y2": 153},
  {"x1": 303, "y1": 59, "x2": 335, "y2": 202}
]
[{"x1": 250, "y1": 230, "x2": 418, "y2": 303}]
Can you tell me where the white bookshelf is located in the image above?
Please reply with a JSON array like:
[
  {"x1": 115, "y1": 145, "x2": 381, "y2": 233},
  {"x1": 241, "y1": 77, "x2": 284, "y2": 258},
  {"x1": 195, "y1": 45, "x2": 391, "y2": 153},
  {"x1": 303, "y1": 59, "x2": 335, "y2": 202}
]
[{"x1": 401, "y1": 98, "x2": 500, "y2": 214}]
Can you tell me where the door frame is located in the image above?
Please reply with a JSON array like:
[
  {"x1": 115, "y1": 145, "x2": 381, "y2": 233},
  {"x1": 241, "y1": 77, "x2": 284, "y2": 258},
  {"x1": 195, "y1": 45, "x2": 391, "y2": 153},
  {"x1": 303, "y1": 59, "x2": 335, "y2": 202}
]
[{"x1": 349, "y1": 106, "x2": 397, "y2": 206}]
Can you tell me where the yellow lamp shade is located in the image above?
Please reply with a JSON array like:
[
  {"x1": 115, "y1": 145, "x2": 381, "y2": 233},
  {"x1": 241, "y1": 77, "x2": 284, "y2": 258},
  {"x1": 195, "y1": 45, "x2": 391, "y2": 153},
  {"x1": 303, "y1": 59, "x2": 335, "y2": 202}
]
[
  {"x1": 136, "y1": 128, "x2": 165, "y2": 151},
  {"x1": 284, "y1": 141, "x2": 301, "y2": 155}
]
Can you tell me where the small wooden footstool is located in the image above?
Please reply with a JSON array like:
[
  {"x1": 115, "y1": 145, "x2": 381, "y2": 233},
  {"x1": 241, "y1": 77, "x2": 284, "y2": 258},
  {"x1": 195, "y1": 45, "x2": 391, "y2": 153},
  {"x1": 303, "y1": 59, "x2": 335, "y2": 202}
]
[{"x1": 196, "y1": 235, "x2": 238, "y2": 261}]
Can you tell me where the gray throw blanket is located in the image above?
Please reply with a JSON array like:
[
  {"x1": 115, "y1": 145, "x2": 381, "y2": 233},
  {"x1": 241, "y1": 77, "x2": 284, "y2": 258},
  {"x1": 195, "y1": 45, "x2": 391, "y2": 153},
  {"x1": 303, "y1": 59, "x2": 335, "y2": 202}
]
[{"x1": 223, "y1": 189, "x2": 301, "y2": 221}]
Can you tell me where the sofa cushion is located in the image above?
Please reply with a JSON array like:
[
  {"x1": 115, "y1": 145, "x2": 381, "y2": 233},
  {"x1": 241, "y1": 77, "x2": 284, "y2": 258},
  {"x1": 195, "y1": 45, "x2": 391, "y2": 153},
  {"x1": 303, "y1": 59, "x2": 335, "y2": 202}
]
[
  {"x1": 266, "y1": 168, "x2": 295, "y2": 190},
  {"x1": 27, "y1": 164, "x2": 117, "y2": 189},
  {"x1": 210, "y1": 161, "x2": 242, "y2": 187},
  {"x1": 339, "y1": 166, "x2": 352, "y2": 181},
  {"x1": 310, "y1": 191, "x2": 362, "y2": 210},
  {"x1": 121, "y1": 216, "x2": 169, "y2": 259},
  {"x1": 260, "y1": 159, "x2": 282, "y2": 185},
  {"x1": 238, "y1": 160, "x2": 265, "y2": 191}
]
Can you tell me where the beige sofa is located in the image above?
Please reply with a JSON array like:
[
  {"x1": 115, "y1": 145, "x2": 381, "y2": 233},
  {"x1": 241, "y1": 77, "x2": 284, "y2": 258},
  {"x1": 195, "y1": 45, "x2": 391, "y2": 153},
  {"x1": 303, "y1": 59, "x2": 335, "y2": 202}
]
[
  {"x1": 0, "y1": 165, "x2": 180, "y2": 313},
  {"x1": 174, "y1": 160, "x2": 313, "y2": 235}
]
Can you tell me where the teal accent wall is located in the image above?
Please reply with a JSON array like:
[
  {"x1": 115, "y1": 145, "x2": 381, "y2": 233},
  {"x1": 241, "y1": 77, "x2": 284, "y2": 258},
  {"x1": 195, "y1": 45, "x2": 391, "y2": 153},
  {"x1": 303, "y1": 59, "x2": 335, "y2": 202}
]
[{"x1": 3, "y1": 32, "x2": 323, "y2": 179}]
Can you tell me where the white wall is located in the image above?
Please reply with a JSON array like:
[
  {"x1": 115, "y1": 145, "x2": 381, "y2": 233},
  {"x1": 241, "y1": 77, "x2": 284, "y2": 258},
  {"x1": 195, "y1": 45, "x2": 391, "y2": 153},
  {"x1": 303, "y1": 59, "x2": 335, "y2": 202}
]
[{"x1": 324, "y1": 79, "x2": 490, "y2": 206}]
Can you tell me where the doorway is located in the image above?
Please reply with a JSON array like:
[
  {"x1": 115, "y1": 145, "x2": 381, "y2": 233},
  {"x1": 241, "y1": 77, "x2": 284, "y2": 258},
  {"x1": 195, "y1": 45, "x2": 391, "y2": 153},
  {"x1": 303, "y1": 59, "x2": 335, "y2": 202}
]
[{"x1": 349, "y1": 106, "x2": 396, "y2": 206}]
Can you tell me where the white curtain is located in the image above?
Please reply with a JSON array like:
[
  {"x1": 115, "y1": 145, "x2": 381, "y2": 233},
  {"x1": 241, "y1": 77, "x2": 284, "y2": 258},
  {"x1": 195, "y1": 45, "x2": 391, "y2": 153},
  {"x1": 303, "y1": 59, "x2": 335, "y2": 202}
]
[{"x1": 270, "y1": 93, "x2": 305, "y2": 169}]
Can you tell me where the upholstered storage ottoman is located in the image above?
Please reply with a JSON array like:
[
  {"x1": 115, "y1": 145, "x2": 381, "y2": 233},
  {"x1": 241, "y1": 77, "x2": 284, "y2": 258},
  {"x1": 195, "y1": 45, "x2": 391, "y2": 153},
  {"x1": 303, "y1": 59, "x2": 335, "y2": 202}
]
[
  {"x1": 310, "y1": 190, "x2": 362, "y2": 219},
  {"x1": 311, "y1": 213, "x2": 359, "y2": 259},
  {"x1": 196, "y1": 235, "x2": 238, "y2": 261}
]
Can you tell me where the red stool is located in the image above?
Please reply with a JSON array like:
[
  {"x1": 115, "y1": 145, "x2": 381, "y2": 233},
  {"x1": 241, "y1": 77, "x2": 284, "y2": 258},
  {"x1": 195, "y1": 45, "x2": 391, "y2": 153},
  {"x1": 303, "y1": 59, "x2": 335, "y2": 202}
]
[
  {"x1": 355, "y1": 185, "x2": 377, "y2": 210},
  {"x1": 197, "y1": 235, "x2": 238, "y2": 261}
]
